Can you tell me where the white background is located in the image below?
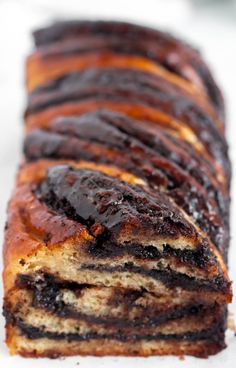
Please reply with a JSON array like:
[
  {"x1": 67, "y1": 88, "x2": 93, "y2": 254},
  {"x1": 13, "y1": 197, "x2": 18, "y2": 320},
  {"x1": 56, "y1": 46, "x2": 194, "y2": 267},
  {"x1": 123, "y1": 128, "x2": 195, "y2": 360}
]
[{"x1": 0, "y1": 0, "x2": 235, "y2": 367}]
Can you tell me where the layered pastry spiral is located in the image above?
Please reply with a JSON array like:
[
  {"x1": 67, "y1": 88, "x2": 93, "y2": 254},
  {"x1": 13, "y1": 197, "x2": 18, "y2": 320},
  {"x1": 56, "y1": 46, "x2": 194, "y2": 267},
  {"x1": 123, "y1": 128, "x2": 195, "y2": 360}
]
[{"x1": 3, "y1": 20, "x2": 232, "y2": 358}]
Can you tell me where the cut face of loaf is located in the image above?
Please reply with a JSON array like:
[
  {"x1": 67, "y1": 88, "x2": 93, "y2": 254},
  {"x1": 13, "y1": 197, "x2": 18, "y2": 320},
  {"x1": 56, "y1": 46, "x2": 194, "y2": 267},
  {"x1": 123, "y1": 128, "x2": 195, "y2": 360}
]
[
  {"x1": 4, "y1": 162, "x2": 230, "y2": 300},
  {"x1": 5, "y1": 281, "x2": 227, "y2": 358},
  {"x1": 3, "y1": 20, "x2": 231, "y2": 358},
  {"x1": 3, "y1": 160, "x2": 231, "y2": 357}
]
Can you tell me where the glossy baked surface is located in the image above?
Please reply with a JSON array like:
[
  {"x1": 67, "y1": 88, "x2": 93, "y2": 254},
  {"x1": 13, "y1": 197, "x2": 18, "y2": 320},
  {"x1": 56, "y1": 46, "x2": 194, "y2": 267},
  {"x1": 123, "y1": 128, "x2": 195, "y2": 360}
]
[{"x1": 3, "y1": 20, "x2": 231, "y2": 358}]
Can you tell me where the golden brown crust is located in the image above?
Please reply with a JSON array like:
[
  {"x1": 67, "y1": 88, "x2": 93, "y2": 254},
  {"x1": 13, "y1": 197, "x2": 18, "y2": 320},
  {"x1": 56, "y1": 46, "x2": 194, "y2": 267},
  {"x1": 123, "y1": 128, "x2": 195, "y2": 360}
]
[
  {"x1": 3, "y1": 20, "x2": 231, "y2": 358},
  {"x1": 3, "y1": 159, "x2": 231, "y2": 299}
]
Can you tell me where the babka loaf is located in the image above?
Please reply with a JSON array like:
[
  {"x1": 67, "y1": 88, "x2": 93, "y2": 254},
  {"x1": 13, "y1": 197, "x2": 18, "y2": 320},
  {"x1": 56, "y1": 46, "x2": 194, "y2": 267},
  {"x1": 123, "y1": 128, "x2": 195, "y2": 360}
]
[{"x1": 3, "y1": 20, "x2": 232, "y2": 358}]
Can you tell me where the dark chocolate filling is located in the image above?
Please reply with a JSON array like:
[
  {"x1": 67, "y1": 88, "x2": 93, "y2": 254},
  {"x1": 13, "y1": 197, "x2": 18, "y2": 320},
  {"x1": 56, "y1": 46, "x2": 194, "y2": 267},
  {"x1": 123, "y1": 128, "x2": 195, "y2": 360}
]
[
  {"x1": 87, "y1": 241, "x2": 213, "y2": 269},
  {"x1": 26, "y1": 68, "x2": 228, "y2": 172},
  {"x1": 25, "y1": 109, "x2": 229, "y2": 257},
  {"x1": 15, "y1": 273, "x2": 216, "y2": 328},
  {"x1": 25, "y1": 109, "x2": 226, "y2": 193},
  {"x1": 4, "y1": 302, "x2": 225, "y2": 344},
  {"x1": 32, "y1": 297, "x2": 210, "y2": 328},
  {"x1": 34, "y1": 165, "x2": 229, "y2": 282},
  {"x1": 12, "y1": 318, "x2": 226, "y2": 345},
  {"x1": 80, "y1": 263, "x2": 229, "y2": 293},
  {"x1": 24, "y1": 125, "x2": 228, "y2": 253},
  {"x1": 32, "y1": 20, "x2": 224, "y2": 118},
  {"x1": 36, "y1": 165, "x2": 199, "y2": 238}
]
